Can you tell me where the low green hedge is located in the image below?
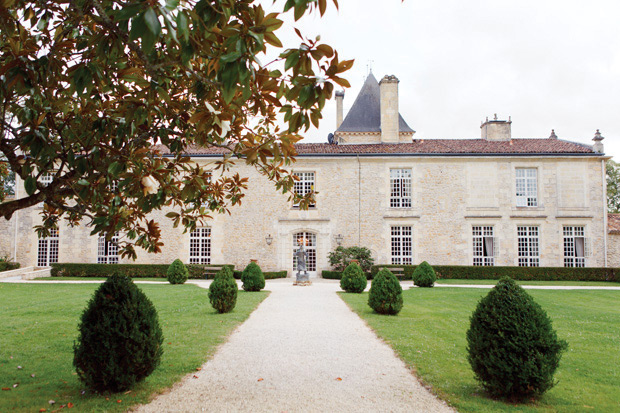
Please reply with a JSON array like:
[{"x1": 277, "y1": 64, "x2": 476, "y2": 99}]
[
  {"x1": 370, "y1": 265, "x2": 415, "y2": 280},
  {"x1": 51, "y1": 263, "x2": 232, "y2": 279},
  {"x1": 322, "y1": 270, "x2": 373, "y2": 280},
  {"x1": 233, "y1": 270, "x2": 287, "y2": 280},
  {"x1": 0, "y1": 261, "x2": 20, "y2": 272},
  {"x1": 371, "y1": 264, "x2": 619, "y2": 282}
]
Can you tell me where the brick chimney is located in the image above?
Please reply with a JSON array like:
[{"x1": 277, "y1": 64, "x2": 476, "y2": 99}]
[
  {"x1": 481, "y1": 114, "x2": 512, "y2": 141},
  {"x1": 335, "y1": 90, "x2": 345, "y2": 129},
  {"x1": 379, "y1": 75, "x2": 399, "y2": 143}
]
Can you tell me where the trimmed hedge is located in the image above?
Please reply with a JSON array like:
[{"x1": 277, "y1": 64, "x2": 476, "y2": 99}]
[
  {"x1": 0, "y1": 261, "x2": 20, "y2": 272},
  {"x1": 322, "y1": 270, "x2": 372, "y2": 280},
  {"x1": 371, "y1": 264, "x2": 620, "y2": 282},
  {"x1": 233, "y1": 270, "x2": 287, "y2": 279},
  {"x1": 370, "y1": 265, "x2": 415, "y2": 280},
  {"x1": 51, "y1": 263, "x2": 233, "y2": 279}
]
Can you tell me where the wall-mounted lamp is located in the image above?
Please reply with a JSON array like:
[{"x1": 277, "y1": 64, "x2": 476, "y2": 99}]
[
  {"x1": 335, "y1": 234, "x2": 344, "y2": 245},
  {"x1": 265, "y1": 234, "x2": 273, "y2": 245}
]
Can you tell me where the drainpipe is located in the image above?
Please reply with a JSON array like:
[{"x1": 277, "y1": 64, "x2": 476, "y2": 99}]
[
  {"x1": 603, "y1": 159, "x2": 608, "y2": 267},
  {"x1": 13, "y1": 175, "x2": 19, "y2": 263},
  {"x1": 357, "y1": 154, "x2": 361, "y2": 245}
]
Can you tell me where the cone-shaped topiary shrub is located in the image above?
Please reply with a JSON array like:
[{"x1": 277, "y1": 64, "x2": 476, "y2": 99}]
[
  {"x1": 167, "y1": 259, "x2": 188, "y2": 284},
  {"x1": 241, "y1": 261, "x2": 265, "y2": 291},
  {"x1": 340, "y1": 262, "x2": 367, "y2": 293},
  {"x1": 466, "y1": 276, "x2": 568, "y2": 400},
  {"x1": 412, "y1": 261, "x2": 436, "y2": 287},
  {"x1": 368, "y1": 268, "x2": 403, "y2": 315},
  {"x1": 208, "y1": 266, "x2": 238, "y2": 313},
  {"x1": 73, "y1": 274, "x2": 163, "y2": 393}
]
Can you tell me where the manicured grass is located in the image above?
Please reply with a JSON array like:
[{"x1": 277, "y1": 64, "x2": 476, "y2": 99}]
[
  {"x1": 0, "y1": 283, "x2": 267, "y2": 412},
  {"x1": 340, "y1": 288, "x2": 620, "y2": 412},
  {"x1": 35, "y1": 277, "x2": 169, "y2": 282},
  {"x1": 434, "y1": 279, "x2": 620, "y2": 287}
]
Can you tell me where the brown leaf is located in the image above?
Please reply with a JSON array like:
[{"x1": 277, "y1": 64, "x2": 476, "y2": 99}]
[
  {"x1": 257, "y1": 378, "x2": 264, "y2": 382},
  {"x1": 117, "y1": 400, "x2": 122, "y2": 403},
  {"x1": 335, "y1": 377, "x2": 342, "y2": 381},
  {"x1": 67, "y1": 402, "x2": 74, "y2": 408},
  {"x1": 39, "y1": 409, "x2": 47, "y2": 412},
  {"x1": 1, "y1": 388, "x2": 10, "y2": 391},
  {"x1": 193, "y1": 375, "x2": 199, "y2": 379},
  {"x1": 196, "y1": 368, "x2": 202, "y2": 371}
]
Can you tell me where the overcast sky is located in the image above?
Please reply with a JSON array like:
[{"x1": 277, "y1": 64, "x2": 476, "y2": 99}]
[{"x1": 269, "y1": 0, "x2": 620, "y2": 158}]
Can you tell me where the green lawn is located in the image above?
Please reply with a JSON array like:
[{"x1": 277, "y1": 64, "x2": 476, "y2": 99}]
[
  {"x1": 434, "y1": 279, "x2": 620, "y2": 287},
  {"x1": 0, "y1": 283, "x2": 267, "y2": 412},
  {"x1": 340, "y1": 288, "x2": 620, "y2": 412}
]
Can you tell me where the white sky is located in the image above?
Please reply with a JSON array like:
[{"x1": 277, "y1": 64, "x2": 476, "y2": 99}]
[{"x1": 268, "y1": 0, "x2": 620, "y2": 158}]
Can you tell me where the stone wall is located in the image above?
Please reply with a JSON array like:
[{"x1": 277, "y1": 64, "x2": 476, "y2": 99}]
[
  {"x1": 0, "y1": 154, "x2": 609, "y2": 273},
  {"x1": 607, "y1": 233, "x2": 620, "y2": 267}
]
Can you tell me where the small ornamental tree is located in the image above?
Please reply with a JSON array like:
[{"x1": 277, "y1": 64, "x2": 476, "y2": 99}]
[
  {"x1": 466, "y1": 277, "x2": 568, "y2": 400},
  {"x1": 328, "y1": 246, "x2": 374, "y2": 272},
  {"x1": 368, "y1": 268, "x2": 403, "y2": 315},
  {"x1": 340, "y1": 262, "x2": 367, "y2": 293},
  {"x1": 167, "y1": 259, "x2": 188, "y2": 284},
  {"x1": 412, "y1": 261, "x2": 436, "y2": 287},
  {"x1": 208, "y1": 266, "x2": 238, "y2": 313},
  {"x1": 241, "y1": 262, "x2": 265, "y2": 291},
  {"x1": 73, "y1": 274, "x2": 163, "y2": 393}
]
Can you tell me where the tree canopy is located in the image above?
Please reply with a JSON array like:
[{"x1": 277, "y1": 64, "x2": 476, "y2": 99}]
[
  {"x1": 607, "y1": 160, "x2": 620, "y2": 213},
  {"x1": 0, "y1": 0, "x2": 352, "y2": 258}
]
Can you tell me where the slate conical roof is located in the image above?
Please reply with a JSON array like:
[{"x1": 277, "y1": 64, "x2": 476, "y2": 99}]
[{"x1": 336, "y1": 72, "x2": 414, "y2": 133}]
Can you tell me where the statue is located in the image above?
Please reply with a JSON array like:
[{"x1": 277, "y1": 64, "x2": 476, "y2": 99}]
[{"x1": 294, "y1": 244, "x2": 310, "y2": 283}]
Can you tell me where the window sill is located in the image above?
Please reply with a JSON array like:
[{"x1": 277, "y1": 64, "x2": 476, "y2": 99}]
[
  {"x1": 512, "y1": 206, "x2": 544, "y2": 211},
  {"x1": 290, "y1": 206, "x2": 317, "y2": 211}
]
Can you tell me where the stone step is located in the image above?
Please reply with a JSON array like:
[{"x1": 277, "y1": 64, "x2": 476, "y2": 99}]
[
  {"x1": 21, "y1": 267, "x2": 52, "y2": 280},
  {"x1": 0, "y1": 266, "x2": 34, "y2": 279}
]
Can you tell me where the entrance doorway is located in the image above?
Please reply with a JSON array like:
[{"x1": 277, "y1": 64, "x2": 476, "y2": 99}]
[{"x1": 293, "y1": 232, "x2": 317, "y2": 276}]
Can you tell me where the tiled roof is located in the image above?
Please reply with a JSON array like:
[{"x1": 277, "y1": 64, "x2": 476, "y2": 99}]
[
  {"x1": 154, "y1": 138, "x2": 596, "y2": 157},
  {"x1": 336, "y1": 72, "x2": 414, "y2": 134},
  {"x1": 609, "y1": 213, "x2": 620, "y2": 234}
]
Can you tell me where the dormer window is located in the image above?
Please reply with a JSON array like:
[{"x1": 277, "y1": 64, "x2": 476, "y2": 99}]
[{"x1": 516, "y1": 168, "x2": 538, "y2": 207}]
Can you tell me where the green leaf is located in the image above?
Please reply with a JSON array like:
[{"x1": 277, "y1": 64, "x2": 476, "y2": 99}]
[
  {"x1": 176, "y1": 11, "x2": 189, "y2": 43},
  {"x1": 77, "y1": 179, "x2": 90, "y2": 186},
  {"x1": 108, "y1": 162, "x2": 123, "y2": 176},
  {"x1": 116, "y1": 4, "x2": 142, "y2": 21},
  {"x1": 144, "y1": 8, "x2": 161, "y2": 37},
  {"x1": 25, "y1": 176, "x2": 36, "y2": 195}
]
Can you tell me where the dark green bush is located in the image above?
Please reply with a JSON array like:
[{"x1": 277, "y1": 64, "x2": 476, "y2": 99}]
[
  {"x1": 328, "y1": 246, "x2": 375, "y2": 272},
  {"x1": 368, "y1": 268, "x2": 403, "y2": 315},
  {"x1": 339, "y1": 262, "x2": 367, "y2": 293},
  {"x1": 413, "y1": 261, "x2": 436, "y2": 287},
  {"x1": 233, "y1": 270, "x2": 286, "y2": 279},
  {"x1": 241, "y1": 262, "x2": 265, "y2": 291},
  {"x1": 466, "y1": 277, "x2": 568, "y2": 400},
  {"x1": 208, "y1": 266, "x2": 238, "y2": 313},
  {"x1": 51, "y1": 263, "x2": 211, "y2": 279},
  {"x1": 0, "y1": 260, "x2": 20, "y2": 272},
  {"x1": 166, "y1": 259, "x2": 188, "y2": 284},
  {"x1": 370, "y1": 265, "x2": 414, "y2": 280},
  {"x1": 322, "y1": 270, "x2": 343, "y2": 279},
  {"x1": 73, "y1": 274, "x2": 163, "y2": 393}
]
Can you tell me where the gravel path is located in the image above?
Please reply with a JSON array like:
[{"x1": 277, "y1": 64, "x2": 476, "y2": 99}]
[{"x1": 135, "y1": 280, "x2": 454, "y2": 413}]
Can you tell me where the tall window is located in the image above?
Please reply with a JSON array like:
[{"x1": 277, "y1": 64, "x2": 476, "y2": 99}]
[
  {"x1": 189, "y1": 228, "x2": 211, "y2": 264},
  {"x1": 473, "y1": 226, "x2": 496, "y2": 266},
  {"x1": 293, "y1": 172, "x2": 315, "y2": 208},
  {"x1": 516, "y1": 168, "x2": 538, "y2": 207},
  {"x1": 391, "y1": 226, "x2": 413, "y2": 265},
  {"x1": 390, "y1": 169, "x2": 412, "y2": 208},
  {"x1": 98, "y1": 232, "x2": 119, "y2": 264},
  {"x1": 564, "y1": 226, "x2": 588, "y2": 267},
  {"x1": 293, "y1": 232, "x2": 316, "y2": 272},
  {"x1": 37, "y1": 229, "x2": 59, "y2": 267},
  {"x1": 517, "y1": 226, "x2": 539, "y2": 267},
  {"x1": 40, "y1": 172, "x2": 53, "y2": 186}
]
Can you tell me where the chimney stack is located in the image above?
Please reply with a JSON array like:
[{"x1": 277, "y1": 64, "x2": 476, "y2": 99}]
[
  {"x1": 379, "y1": 75, "x2": 399, "y2": 142},
  {"x1": 592, "y1": 129, "x2": 604, "y2": 153},
  {"x1": 481, "y1": 114, "x2": 512, "y2": 141},
  {"x1": 335, "y1": 91, "x2": 345, "y2": 129}
]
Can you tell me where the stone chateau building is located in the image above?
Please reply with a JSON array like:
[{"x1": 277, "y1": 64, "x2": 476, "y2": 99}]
[{"x1": 0, "y1": 73, "x2": 616, "y2": 275}]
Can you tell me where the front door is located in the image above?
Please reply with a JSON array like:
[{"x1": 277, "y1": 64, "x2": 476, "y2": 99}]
[{"x1": 293, "y1": 232, "x2": 317, "y2": 277}]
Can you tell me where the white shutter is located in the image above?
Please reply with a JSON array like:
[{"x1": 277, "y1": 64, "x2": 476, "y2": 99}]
[
  {"x1": 493, "y1": 237, "x2": 500, "y2": 257},
  {"x1": 584, "y1": 237, "x2": 592, "y2": 257}
]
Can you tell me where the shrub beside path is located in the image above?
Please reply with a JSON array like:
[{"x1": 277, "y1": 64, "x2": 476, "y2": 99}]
[{"x1": 136, "y1": 280, "x2": 454, "y2": 412}]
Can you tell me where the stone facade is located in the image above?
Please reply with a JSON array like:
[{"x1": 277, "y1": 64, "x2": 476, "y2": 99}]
[{"x1": 0, "y1": 73, "x2": 612, "y2": 274}]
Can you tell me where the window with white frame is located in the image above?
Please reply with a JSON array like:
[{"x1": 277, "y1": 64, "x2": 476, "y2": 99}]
[
  {"x1": 293, "y1": 232, "x2": 317, "y2": 272},
  {"x1": 516, "y1": 168, "x2": 538, "y2": 207},
  {"x1": 390, "y1": 169, "x2": 412, "y2": 208},
  {"x1": 37, "y1": 229, "x2": 59, "y2": 267},
  {"x1": 40, "y1": 172, "x2": 53, "y2": 186},
  {"x1": 98, "y1": 232, "x2": 119, "y2": 264},
  {"x1": 563, "y1": 226, "x2": 589, "y2": 267},
  {"x1": 517, "y1": 226, "x2": 539, "y2": 267},
  {"x1": 473, "y1": 226, "x2": 497, "y2": 266},
  {"x1": 391, "y1": 226, "x2": 413, "y2": 265},
  {"x1": 189, "y1": 227, "x2": 211, "y2": 264},
  {"x1": 293, "y1": 171, "x2": 315, "y2": 208}
]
